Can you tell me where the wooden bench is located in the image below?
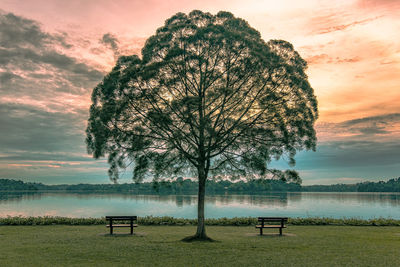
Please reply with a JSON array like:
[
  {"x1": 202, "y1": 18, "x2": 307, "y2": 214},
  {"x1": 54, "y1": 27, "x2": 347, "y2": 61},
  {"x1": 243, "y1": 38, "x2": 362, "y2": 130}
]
[
  {"x1": 106, "y1": 216, "x2": 138, "y2": 235},
  {"x1": 255, "y1": 217, "x2": 288, "y2": 236}
]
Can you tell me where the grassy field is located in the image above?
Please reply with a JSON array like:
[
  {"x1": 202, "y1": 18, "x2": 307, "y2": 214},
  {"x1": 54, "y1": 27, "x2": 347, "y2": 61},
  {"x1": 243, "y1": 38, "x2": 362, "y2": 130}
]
[{"x1": 0, "y1": 225, "x2": 399, "y2": 266}]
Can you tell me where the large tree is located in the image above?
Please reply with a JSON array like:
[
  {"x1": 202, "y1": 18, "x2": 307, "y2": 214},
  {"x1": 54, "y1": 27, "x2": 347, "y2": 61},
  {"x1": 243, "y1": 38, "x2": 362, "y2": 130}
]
[{"x1": 86, "y1": 10, "x2": 318, "y2": 240}]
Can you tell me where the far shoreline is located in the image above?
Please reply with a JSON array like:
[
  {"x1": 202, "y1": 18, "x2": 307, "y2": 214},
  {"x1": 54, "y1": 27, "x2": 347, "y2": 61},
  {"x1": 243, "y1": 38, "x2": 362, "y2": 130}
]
[{"x1": 1, "y1": 177, "x2": 400, "y2": 193}]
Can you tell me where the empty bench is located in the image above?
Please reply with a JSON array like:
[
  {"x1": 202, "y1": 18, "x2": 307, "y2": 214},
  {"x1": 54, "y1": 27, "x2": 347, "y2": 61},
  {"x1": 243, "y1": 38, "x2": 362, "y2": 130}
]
[
  {"x1": 106, "y1": 216, "x2": 138, "y2": 235},
  {"x1": 256, "y1": 217, "x2": 288, "y2": 236}
]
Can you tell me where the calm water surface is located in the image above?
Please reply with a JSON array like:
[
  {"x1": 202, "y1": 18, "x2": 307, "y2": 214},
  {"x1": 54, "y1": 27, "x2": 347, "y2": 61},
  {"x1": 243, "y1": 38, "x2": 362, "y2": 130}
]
[{"x1": 1, "y1": 192, "x2": 399, "y2": 219}]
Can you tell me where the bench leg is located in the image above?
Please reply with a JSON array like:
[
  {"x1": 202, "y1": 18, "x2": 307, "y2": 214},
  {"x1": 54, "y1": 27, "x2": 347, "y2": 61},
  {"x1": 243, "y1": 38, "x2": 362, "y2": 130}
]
[
  {"x1": 279, "y1": 227, "x2": 282, "y2": 236},
  {"x1": 259, "y1": 228, "x2": 263, "y2": 236},
  {"x1": 130, "y1": 218, "x2": 134, "y2": 235}
]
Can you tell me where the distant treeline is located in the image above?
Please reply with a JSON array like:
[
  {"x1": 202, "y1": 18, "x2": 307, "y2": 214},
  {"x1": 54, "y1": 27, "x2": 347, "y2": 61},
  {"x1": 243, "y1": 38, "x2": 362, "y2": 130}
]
[
  {"x1": 0, "y1": 179, "x2": 39, "y2": 191},
  {"x1": 1, "y1": 177, "x2": 400, "y2": 193},
  {"x1": 0, "y1": 178, "x2": 300, "y2": 194},
  {"x1": 302, "y1": 177, "x2": 400, "y2": 192}
]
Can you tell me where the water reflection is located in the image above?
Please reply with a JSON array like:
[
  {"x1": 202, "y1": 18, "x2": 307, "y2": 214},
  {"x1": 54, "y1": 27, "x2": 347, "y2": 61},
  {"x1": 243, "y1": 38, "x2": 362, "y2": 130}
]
[
  {"x1": 299, "y1": 192, "x2": 400, "y2": 206},
  {"x1": 0, "y1": 192, "x2": 42, "y2": 203},
  {"x1": 0, "y1": 191, "x2": 399, "y2": 219},
  {"x1": 0, "y1": 192, "x2": 295, "y2": 208},
  {"x1": 175, "y1": 195, "x2": 194, "y2": 207},
  {"x1": 204, "y1": 194, "x2": 293, "y2": 207}
]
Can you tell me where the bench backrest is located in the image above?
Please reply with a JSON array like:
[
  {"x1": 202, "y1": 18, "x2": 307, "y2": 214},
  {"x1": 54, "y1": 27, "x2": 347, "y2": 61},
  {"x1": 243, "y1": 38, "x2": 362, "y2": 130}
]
[
  {"x1": 106, "y1": 216, "x2": 137, "y2": 220},
  {"x1": 258, "y1": 217, "x2": 288, "y2": 221},
  {"x1": 258, "y1": 217, "x2": 288, "y2": 226}
]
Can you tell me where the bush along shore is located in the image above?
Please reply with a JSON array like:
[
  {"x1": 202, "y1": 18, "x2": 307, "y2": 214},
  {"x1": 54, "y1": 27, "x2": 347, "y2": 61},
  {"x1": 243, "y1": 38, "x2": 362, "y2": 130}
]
[{"x1": 0, "y1": 216, "x2": 399, "y2": 226}]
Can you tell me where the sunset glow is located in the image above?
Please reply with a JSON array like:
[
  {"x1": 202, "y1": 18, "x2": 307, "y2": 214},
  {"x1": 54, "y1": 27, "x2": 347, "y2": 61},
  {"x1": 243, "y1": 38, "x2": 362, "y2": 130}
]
[{"x1": 1, "y1": 0, "x2": 399, "y2": 185}]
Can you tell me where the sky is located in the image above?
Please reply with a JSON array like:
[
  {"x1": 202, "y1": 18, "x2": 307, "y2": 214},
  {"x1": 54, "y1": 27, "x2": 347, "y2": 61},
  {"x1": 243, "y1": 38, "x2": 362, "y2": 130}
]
[{"x1": 0, "y1": 0, "x2": 399, "y2": 185}]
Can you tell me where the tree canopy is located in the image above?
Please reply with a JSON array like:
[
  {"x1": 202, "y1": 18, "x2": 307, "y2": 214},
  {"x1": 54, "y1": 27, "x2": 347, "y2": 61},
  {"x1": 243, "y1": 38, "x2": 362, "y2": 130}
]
[{"x1": 86, "y1": 10, "x2": 318, "y2": 239}]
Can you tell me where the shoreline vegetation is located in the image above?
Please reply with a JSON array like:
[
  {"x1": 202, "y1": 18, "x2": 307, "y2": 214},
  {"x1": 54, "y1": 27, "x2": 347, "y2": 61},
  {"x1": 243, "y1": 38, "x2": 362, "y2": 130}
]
[
  {"x1": 1, "y1": 216, "x2": 400, "y2": 226},
  {"x1": 1, "y1": 177, "x2": 400, "y2": 193}
]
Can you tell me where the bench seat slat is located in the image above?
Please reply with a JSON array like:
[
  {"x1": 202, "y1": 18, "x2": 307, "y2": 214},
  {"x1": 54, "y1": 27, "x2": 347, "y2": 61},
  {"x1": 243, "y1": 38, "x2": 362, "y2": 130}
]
[
  {"x1": 256, "y1": 225, "x2": 287, "y2": 228},
  {"x1": 106, "y1": 224, "x2": 138, "y2": 227}
]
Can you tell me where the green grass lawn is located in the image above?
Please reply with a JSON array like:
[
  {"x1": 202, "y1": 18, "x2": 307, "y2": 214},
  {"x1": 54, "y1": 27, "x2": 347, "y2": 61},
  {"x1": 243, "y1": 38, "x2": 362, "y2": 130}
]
[{"x1": 0, "y1": 225, "x2": 399, "y2": 266}]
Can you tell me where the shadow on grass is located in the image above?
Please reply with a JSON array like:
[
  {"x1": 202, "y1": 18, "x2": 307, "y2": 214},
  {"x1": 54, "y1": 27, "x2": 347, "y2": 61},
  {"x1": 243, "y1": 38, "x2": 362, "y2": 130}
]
[
  {"x1": 245, "y1": 233, "x2": 296, "y2": 237},
  {"x1": 181, "y1": 235, "x2": 217, "y2": 242},
  {"x1": 98, "y1": 232, "x2": 146, "y2": 237}
]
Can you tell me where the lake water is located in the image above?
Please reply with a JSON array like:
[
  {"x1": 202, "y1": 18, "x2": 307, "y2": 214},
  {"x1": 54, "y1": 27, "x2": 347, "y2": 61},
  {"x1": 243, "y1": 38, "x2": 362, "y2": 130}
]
[{"x1": 1, "y1": 192, "x2": 399, "y2": 219}]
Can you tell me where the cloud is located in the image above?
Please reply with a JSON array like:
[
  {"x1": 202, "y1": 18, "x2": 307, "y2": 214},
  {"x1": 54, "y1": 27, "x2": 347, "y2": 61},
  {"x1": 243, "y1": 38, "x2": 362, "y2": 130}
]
[
  {"x1": 280, "y1": 113, "x2": 400, "y2": 184},
  {"x1": 0, "y1": 11, "x2": 103, "y2": 99},
  {"x1": 316, "y1": 113, "x2": 400, "y2": 142},
  {"x1": 0, "y1": 11, "x2": 109, "y2": 182},
  {"x1": 95, "y1": 33, "x2": 145, "y2": 65},
  {"x1": 290, "y1": 139, "x2": 400, "y2": 182},
  {"x1": 340, "y1": 113, "x2": 400, "y2": 133},
  {"x1": 357, "y1": 0, "x2": 400, "y2": 11},
  {"x1": 305, "y1": 54, "x2": 361, "y2": 65},
  {"x1": 0, "y1": 11, "x2": 156, "y2": 185},
  {"x1": 272, "y1": 136, "x2": 400, "y2": 184},
  {"x1": 0, "y1": 103, "x2": 110, "y2": 183},
  {"x1": 100, "y1": 33, "x2": 120, "y2": 59},
  {"x1": 0, "y1": 72, "x2": 21, "y2": 84},
  {"x1": 0, "y1": 103, "x2": 84, "y2": 153},
  {"x1": 312, "y1": 16, "x2": 381, "y2": 35},
  {"x1": 0, "y1": 10, "x2": 69, "y2": 48}
]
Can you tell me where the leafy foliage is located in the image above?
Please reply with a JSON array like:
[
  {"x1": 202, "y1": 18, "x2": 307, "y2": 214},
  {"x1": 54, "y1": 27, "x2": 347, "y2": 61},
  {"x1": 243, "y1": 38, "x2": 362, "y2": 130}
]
[{"x1": 86, "y1": 10, "x2": 318, "y2": 184}]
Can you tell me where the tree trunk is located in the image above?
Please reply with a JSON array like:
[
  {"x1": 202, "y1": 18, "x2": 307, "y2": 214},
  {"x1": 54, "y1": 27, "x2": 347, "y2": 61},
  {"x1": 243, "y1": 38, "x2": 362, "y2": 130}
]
[
  {"x1": 195, "y1": 169, "x2": 207, "y2": 239},
  {"x1": 182, "y1": 161, "x2": 212, "y2": 241}
]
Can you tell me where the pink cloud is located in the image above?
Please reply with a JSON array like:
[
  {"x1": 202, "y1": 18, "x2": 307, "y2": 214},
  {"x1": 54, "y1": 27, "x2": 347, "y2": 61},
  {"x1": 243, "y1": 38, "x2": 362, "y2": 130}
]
[
  {"x1": 7, "y1": 164, "x2": 33, "y2": 167},
  {"x1": 46, "y1": 165, "x2": 61, "y2": 168},
  {"x1": 5, "y1": 161, "x2": 83, "y2": 169},
  {"x1": 305, "y1": 54, "x2": 361, "y2": 65},
  {"x1": 357, "y1": 0, "x2": 400, "y2": 11},
  {"x1": 312, "y1": 16, "x2": 381, "y2": 35}
]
